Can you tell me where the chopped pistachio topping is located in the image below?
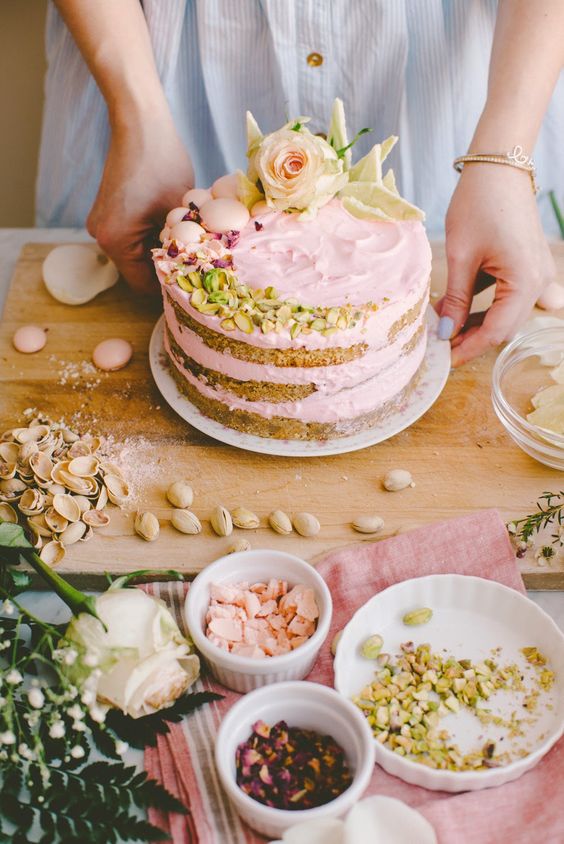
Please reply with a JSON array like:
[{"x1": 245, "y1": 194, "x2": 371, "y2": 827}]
[
  {"x1": 353, "y1": 641, "x2": 555, "y2": 772},
  {"x1": 167, "y1": 267, "x2": 375, "y2": 336}
]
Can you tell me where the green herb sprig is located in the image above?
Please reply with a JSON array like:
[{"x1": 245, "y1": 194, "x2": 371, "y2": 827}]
[{"x1": 508, "y1": 491, "x2": 564, "y2": 546}]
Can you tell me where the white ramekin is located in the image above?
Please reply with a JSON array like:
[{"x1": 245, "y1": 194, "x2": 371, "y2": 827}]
[
  {"x1": 214, "y1": 680, "x2": 375, "y2": 839},
  {"x1": 184, "y1": 549, "x2": 332, "y2": 692}
]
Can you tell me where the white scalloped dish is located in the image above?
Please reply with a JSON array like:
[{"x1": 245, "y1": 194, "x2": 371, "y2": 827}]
[{"x1": 333, "y1": 574, "x2": 564, "y2": 792}]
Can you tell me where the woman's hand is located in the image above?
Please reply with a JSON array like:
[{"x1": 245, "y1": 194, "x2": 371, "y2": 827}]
[
  {"x1": 440, "y1": 164, "x2": 555, "y2": 366},
  {"x1": 87, "y1": 112, "x2": 194, "y2": 294}
]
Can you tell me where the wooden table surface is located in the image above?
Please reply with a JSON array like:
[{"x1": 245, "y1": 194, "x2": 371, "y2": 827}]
[{"x1": 1, "y1": 241, "x2": 564, "y2": 588}]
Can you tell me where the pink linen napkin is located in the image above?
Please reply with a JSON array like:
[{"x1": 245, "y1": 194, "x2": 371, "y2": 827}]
[{"x1": 144, "y1": 509, "x2": 564, "y2": 844}]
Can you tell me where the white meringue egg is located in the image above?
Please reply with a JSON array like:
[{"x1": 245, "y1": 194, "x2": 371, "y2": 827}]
[
  {"x1": 13, "y1": 325, "x2": 47, "y2": 354},
  {"x1": 165, "y1": 207, "x2": 190, "y2": 227},
  {"x1": 169, "y1": 221, "x2": 206, "y2": 244},
  {"x1": 92, "y1": 338, "x2": 133, "y2": 371},
  {"x1": 211, "y1": 173, "x2": 240, "y2": 199},
  {"x1": 199, "y1": 198, "x2": 250, "y2": 234},
  {"x1": 43, "y1": 244, "x2": 119, "y2": 306},
  {"x1": 250, "y1": 200, "x2": 272, "y2": 217},
  {"x1": 182, "y1": 188, "x2": 213, "y2": 208},
  {"x1": 159, "y1": 226, "x2": 171, "y2": 243}
]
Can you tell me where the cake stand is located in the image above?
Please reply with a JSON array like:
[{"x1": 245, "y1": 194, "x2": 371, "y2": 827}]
[{"x1": 149, "y1": 308, "x2": 451, "y2": 457}]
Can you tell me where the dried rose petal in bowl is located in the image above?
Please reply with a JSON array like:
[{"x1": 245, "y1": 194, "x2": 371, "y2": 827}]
[{"x1": 235, "y1": 719, "x2": 353, "y2": 810}]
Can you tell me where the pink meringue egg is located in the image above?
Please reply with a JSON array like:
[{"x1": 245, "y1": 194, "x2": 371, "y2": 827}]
[
  {"x1": 182, "y1": 188, "x2": 213, "y2": 208},
  {"x1": 92, "y1": 338, "x2": 133, "y2": 372},
  {"x1": 211, "y1": 173, "x2": 240, "y2": 199},
  {"x1": 165, "y1": 207, "x2": 190, "y2": 227},
  {"x1": 199, "y1": 198, "x2": 250, "y2": 234},
  {"x1": 169, "y1": 220, "x2": 205, "y2": 244},
  {"x1": 13, "y1": 325, "x2": 47, "y2": 354},
  {"x1": 537, "y1": 281, "x2": 564, "y2": 311},
  {"x1": 250, "y1": 200, "x2": 272, "y2": 218}
]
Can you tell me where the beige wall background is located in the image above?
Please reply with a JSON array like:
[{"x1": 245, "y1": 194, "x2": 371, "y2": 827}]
[{"x1": 0, "y1": 0, "x2": 47, "y2": 227}]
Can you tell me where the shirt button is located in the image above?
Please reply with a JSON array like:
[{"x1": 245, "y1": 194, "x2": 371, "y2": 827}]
[{"x1": 306, "y1": 52, "x2": 323, "y2": 67}]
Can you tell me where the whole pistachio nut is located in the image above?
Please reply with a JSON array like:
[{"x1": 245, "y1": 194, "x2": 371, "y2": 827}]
[
  {"x1": 292, "y1": 512, "x2": 320, "y2": 537},
  {"x1": 268, "y1": 509, "x2": 293, "y2": 535},
  {"x1": 171, "y1": 509, "x2": 202, "y2": 535},
  {"x1": 134, "y1": 511, "x2": 160, "y2": 542},
  {"x1": 231, "y1": 506, "x2": 260, "y2": 530},
  {"x1": 166, "y1": 480, "x2": 194, "y2": 509},
  {"x1": 402, "y1": 607, "x2": 433, "y2": 626},
  {"x1": 210, "y1": 505, "x2": 233, "y2": 537},
  {"x1": 352, "y1": 515, "x2": 385, "y2": 534}
]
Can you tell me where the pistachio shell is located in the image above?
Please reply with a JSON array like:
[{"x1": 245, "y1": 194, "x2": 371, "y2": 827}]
[
  {"x1": 27, "y1": 513, "x2": 52, "y2": 537},
  {"x1": 98, "y1": 461, "x2": 124, "y2": 479},
  {"x1": 171, "y1": 509, "x2": 202, "y2": 535},
  {"x1": 29, "y1": 451, "x2": 54, "y2": 481},
  {"x1": 268, "y1": 509, "x2": 293, "y2": 535},
  {"x1": 210, "y1": 505, "x2": 233, "y2": 537},
  {"x1": 292, "y1": 512, "x2": 320, "y2": 537},
  {"x1": 72, "y1": 495, "x2": 92, "y2": 514},
  {"x1": 82, "y1": 509, "x2": 111, "y2": 528},
  {"x1": 96, "y1": 485, "x2": 108, "y2": 510},
  {"x1": 0, "y1": 443, "x2": 19, "y2": 464},
  {"x1": 80, "y1": 526, "x2": 94, "y2": 542},
  {"x1": 18, "y1": 441, "x2": 39, "y2": 464},
  {"x1": 0, "y1": 462, "x2": 17, "y2": 481},
  {"x1": 52, "y1": 493, "x2": 81, "y2": 523},
  {"x1": 59, "y1": 520, "x2": 87, "y2": 546},
  {"x1": 231, "y1": 506, "x2": 259, "y2": 530},
  {"x1": 67, "y1": 455, "x2": 100, "y2": 477},
  {"x1": 18, "y1": 488, "x2": 45, "y2": 516},
  {"x1": 104, "y1": 474, "x2": 129, "y2": 506},
  {"x1": 352, "y1": 515, "x2": 385, "y2": 534},
  {"x1": 166, "y1": 480, "x2": 194, "y2": 509},
  {"x1": 13, "y1": 424, "x2": 50, "y2": 444},
  {"x1": 67, "y1": 441, "x2": 92, "y2": 459},
  {"x1": 134, "y1": 511, "x2": 160, "y2": 542},
  {"x1": 0, "y1": 502, "x2": 18, "y2": 523},
  {"x1": 0, "y1": 478, "x2": 27, "y2": 500},
  {"x1": 39, "y1": 540, "x2": 65, "y2": 566},
  {"x1": 62, "y1": 428, "x2": 80, "y2": 444},
  {"x1": 44, "y1": 506, "x2": 68, "y2": 533}
]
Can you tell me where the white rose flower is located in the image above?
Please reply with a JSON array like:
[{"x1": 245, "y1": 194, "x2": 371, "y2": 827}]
[
  {"x1": 248, "y1": 118, "x2": 348, "y2": 216},
  {"x1": 65, "y1": 588, "x2": 200, "y2": 719}
]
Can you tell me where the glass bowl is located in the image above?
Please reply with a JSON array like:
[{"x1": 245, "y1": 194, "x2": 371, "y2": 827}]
[{"x1": 492, "y1": 326, "x2": 564, "y2": 470}]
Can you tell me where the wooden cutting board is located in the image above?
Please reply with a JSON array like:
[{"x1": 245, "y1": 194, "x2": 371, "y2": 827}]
[{"x1": 1, "y1": 241, "x2": 564, "y2": 588}]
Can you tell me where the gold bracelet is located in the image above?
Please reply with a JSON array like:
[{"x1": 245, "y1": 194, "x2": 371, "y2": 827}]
[{"x1": 453, "y1": 145, "x2": 539, "y2": 194}]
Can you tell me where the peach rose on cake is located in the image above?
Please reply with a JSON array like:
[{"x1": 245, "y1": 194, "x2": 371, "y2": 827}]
[{"x1": 246, "y1": 113, "x2": 348, "y2": 217}]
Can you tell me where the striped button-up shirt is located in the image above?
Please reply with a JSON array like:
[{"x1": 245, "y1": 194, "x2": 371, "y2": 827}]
[{"x1": 37, "y1": 0, "x2": 564, "y2": 235}]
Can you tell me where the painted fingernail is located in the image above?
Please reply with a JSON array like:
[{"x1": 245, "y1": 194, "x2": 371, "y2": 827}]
[{"x1": 438, "y1": 316, "x2": 454, "y2": 340}]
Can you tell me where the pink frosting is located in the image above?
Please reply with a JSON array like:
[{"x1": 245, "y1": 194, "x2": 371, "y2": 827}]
[
  {"x1": 164, "y1": 296, "x2": 425, "y2": 393},
  {"x1": 157, "y1": 198, "x2": 431, "y2": 353},
  {"x1": 233, "y1": 199, "x2": 431, "y2": 307}
]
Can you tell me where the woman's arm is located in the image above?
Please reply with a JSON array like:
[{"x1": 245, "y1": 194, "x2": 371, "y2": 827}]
[
  {"x1": 441, "y1": 0, "x2": 563, "y2": 365},
  {"x1": 54, "y1": 0, "x2": 194, "y2": 293}
]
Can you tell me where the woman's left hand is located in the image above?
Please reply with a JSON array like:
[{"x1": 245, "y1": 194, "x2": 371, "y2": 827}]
[{"x1": 439, "y1": 164, "x2": 555, "y2": 366}]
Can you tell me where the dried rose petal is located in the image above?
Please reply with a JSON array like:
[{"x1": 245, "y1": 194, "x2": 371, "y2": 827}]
[{"x1": 235, "y1": 720, "x2": 352, "y2": 811}]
